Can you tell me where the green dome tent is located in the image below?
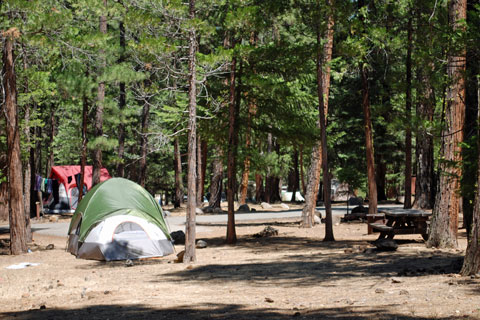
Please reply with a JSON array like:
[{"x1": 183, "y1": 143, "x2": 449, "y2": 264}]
[{"x1": 67, "y1": 178, "x2": 174, "y2": 261}]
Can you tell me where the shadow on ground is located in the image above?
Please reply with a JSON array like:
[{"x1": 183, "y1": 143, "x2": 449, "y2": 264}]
[
  {"x1": 151, "y1": 232, "x2": 464, "y2": 288},
  {"x1": 1, "y1": 303, "x2": 469, "y2": 320}
]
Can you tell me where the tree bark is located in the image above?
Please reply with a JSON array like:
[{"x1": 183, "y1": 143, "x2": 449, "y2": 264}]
[
  {"x1": 404, "y1": 15, "x2": 413, "y2": 208},
  {"x1": 28, "y1": 104, "x2": 37, "y2": 219},
  {"x1": 33, "y1": 106, "x2": 43, "y2": 217},
  {"x1": 462, "y1": 8, "x2": 480, "y2": 237},
  {"x1": 117, "y1": 21, "x2": 126, "y2": 178},
  {"x1": 3, "y1": 30, "x2": 28, "y2": 254},
  {"x1": 184, "y1": 0, "x2": 197, "y2": 263},
  {"x1": 92, "y1": 0, "x2": 107, "y2": 187},
  {"x1": 461, "y1": 76, "x2": 480, "y2": 275},
  {"x1": 362, "y1": 66, "x2": 378, "y2": 215},
  {"x1": 414, "y1": 66, "x2": 436, "y2": 210},
  {"x1": 255, "y1": 173, "x2": 263, "y2": 203},
  {"x1": 174, "y1": 137, "x2": 184, "y2": 208},
  {"x1": 427, "y1": 0, "x2": 466, "y2": 248},
  {"x1": 302, "y1": 144, "x2": 321, "y2": 227},
  {"x1": 226, "y1": 51, "x2": 239, "y2": 244},
  {"x1": 301, "y1": 1, "x2": 335, "y2": 228},
  {"x1": 22, "y1": 44, "x2": 32, "y2": 242},
  {"x1": 413, "y1": 5, "x2": 436, "y2": 210},
  {"x1": 239, "y1": 34, "x2": 257, "y2": 206},
  {"x1": 208, "y1": 146, "x2": 223, "y2": 208},
  {"x1": 318, "y1": 0, "x2": 335, "y2": 241}
]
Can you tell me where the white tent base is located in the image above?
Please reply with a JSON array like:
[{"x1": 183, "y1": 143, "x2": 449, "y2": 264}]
[{"x1": 68, "y1": 215, "x2": 174, "y2": 261}]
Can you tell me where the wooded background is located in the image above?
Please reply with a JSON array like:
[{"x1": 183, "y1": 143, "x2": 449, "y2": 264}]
[{"x1": 1, "y1": 0, "x2": 480, "y2": 270}]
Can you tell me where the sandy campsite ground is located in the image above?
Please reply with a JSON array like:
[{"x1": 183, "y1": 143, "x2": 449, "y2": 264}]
[{"x1": 1, "y1": 203, "x2": 479, "y2": 320}]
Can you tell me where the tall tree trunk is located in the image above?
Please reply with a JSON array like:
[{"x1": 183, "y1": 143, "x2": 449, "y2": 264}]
[
  {"x1": 28, "y1": 104, "x2": 37, "y2": 219},
  {"x1": 139, "y1": 96, "x2": 150, "y2": 187},
  {"x1": 226, "y1": 52, "x2": 239, "y2": 244},
  {"x1": 92, "y1": 0, "x2": 107, "y2": 187},
  {"x1": 414, "y1": 65, "x2": 435, "y2": 210},
  {"x1": 462, "y1": 5, "x2": 480, "y2": 236},
  {"x1": 427, "y1": 0, "x2": 466, "y2": 249},
  {"x1": 404, "y1": 15, "x2": 413, "y2": 208},
  {"x1": 301, "y1": 1, "x2": 335, "y2": 228},
  {"x1": 173, "y1": 137, "x2": 184, "y2": 208},
  {"x1": 78, "y1": 96, "x2": 88, "y2": 204},
  {"x1": 22, "y1": 44, "x2": 32, "y2": 242},
  {"x1": 302, "y1": 145, "x2": 321, "y2": 228},
  {"x1": 184, "y1": 0, "x2": 197, "y2": 263},
  {"x1": 461, "y1": 76, "x2": 480, "y2": 275},
  {"x1": 255, "y1": 173, "x2": 263, "y2": 203},
  {"x1": 239, "y1": 34, "x2": 257, "y2": 206},
  {"x1": 0, "y1": 178, "x2": 7, "y2": 221},
  {"x1": 117, "y1": 21, "x2": 126, "y2": 178},
  {"x1": 3, "y1": 30, "x2": 27, "y2": 254},
  {"x1": 34, "y1": 107, "x2": 43, "y2": 217},
  {"x1": 362, "y1": 67, "x2": 378, "y2": 215},
  {"x1": 208, "y1": 146, "x2": 223, "y2": 208},
  {"x1": 319, "y1": 0, "x2": 335, "y2": 241}
]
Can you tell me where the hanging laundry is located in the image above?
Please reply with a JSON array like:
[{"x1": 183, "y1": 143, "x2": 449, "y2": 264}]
[
  {"x1": 46, "y1": 179, "x2": 53, "y2": 194},
  {"x1": 35, "y1": 175, "x2": 42, "y2": 191},
  {"x1": 40, "y1": 178, "x2": 46, "y2": 193}
]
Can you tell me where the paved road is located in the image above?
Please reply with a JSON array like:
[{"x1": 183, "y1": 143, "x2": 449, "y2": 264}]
[{"x1": 1, "y1": 204, "x2": 403, "y2": 238}]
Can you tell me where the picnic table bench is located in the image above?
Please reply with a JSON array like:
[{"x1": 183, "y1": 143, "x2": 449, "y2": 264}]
[{"x1": 368, "y1": 208, "x2": 431, "y2": 240}]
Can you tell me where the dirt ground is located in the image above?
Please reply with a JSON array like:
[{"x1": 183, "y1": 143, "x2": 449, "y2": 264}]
[{"x1": 1, "y1": 205, "x2": 479, "y2": 320}]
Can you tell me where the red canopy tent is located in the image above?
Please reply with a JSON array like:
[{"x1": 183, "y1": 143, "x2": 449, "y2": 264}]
[
  {"x1": 50, "y1": 166, "x2": 111, "y2": 193},
  {"x1": 46, "y1": 166, "x2": 111, "y2": 213}
]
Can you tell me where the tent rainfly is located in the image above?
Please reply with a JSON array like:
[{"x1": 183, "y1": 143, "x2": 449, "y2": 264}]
[{"x1": 67, "y1": 178, "x2": 174, "y2": 261}]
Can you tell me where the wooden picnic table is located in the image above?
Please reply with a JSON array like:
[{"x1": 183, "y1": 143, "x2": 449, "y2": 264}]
[{"x1": 368, "y1": 208, "x2": 432, "y2": 240}]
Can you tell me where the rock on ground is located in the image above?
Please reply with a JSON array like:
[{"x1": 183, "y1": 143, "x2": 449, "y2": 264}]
[
  {"x1": 261, "y1": 202, "x2": 272, "y2": 209},
  {"x1": 237, "y1": 204, "x2": 250, "y2": 213},
  {"x1": 253, "y1": 226, "x2": 278, "y2": 238},
  {"x1": 196, "y1": 240, "x2": 208, "y2": 249},
  {"x1": 373, "y1": 238, "x2": 398, "y2": 251}
]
